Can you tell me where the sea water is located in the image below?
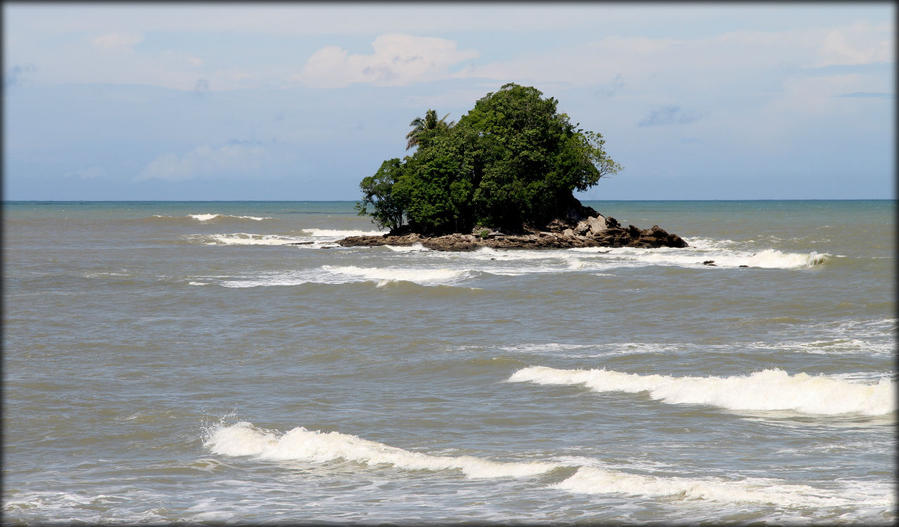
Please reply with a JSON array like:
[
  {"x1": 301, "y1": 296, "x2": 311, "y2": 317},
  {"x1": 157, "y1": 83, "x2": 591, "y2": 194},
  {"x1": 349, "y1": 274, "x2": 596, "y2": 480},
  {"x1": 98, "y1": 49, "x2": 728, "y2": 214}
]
[{"x1": 3, "y1": 200, "x2": 895, "y2": 523}]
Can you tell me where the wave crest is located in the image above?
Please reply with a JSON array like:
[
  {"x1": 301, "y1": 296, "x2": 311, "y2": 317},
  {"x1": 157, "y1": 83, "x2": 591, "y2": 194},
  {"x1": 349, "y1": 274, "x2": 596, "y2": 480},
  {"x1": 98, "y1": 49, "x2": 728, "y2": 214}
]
[
  {"x1": 211, "y1": 265, "x2": 472, "y2": 288},
  {"x1": 204, "y1": 422, "x2": 554, "y2": 478},
  {"x1": 204, "y1": 421, "x2": 893, "y2": 509},
  {"x1": 509, "y1": 366, "x2": 895, "y2": 416},
  {"x1": 303, "y1": 228, "x2": 386, "y2": 238},
  {"x1": 190, "y1": 233, "x2": 318, "y2": 246},
  {"x1": 553, "y1": 467, "x2": 866, "y2": 507},
  {"x1": 150, "y1": 213, "x2": 271, "y2": 223}
]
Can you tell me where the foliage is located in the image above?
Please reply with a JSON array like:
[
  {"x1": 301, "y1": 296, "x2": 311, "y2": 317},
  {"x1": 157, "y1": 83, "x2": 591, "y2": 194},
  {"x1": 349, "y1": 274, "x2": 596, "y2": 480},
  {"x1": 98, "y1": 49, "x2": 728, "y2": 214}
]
[
  {"x1": 355, "y1": 158, "x2": 407, "y2": 231},
  {"x1": 405, "y1": 109, "x2": 454, "y2": 151},
  {"x1": 357, "y1": 83, "x2": 622, "y2": 234}
]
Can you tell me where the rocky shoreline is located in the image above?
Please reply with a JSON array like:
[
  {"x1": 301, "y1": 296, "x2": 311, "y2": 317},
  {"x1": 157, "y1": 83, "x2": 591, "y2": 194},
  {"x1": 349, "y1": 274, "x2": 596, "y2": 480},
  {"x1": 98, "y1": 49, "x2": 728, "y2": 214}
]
[{"x1": 338, "y1": 209, "x2": 688, "y2": 252}]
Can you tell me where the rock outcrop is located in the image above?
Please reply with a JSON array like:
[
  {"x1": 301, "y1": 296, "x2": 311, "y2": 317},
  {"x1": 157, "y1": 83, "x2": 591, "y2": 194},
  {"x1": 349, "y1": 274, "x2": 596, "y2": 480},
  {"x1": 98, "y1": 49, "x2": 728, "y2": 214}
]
[{"x1": 338, "y1": 212, "x2": 688, "y2": 251}]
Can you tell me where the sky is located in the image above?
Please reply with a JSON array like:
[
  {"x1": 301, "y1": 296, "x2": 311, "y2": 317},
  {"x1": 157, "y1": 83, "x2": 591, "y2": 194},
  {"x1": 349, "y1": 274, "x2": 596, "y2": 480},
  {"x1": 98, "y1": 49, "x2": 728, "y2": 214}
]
[{"x1": 3, "y1": 2, "x2": 894, "y2": 200}]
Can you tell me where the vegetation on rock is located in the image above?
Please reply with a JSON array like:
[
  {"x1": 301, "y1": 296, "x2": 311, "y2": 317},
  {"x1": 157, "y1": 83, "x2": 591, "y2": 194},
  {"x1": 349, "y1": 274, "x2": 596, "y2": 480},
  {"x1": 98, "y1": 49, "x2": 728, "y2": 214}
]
[{"x1": 356, "y1": 83, "x2": 622, "y2": 234}]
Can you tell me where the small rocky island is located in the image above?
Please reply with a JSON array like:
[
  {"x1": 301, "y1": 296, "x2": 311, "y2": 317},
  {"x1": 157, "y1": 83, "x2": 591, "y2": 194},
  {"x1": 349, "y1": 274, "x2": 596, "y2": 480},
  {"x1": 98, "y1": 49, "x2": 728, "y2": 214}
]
[
  {"x1": 347, "y1": 83, "x2": 687, "y2": 252},
  {"x1": 339, "y1": 203, "x2": 687, "y2": 251}
]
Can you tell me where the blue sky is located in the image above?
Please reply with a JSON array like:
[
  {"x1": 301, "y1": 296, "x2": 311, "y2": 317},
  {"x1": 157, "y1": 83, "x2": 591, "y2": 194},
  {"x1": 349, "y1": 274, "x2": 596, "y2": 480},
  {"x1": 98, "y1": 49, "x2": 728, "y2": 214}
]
[{"x1": 3, "y1": 3, "x2": 894, "y2": 200}]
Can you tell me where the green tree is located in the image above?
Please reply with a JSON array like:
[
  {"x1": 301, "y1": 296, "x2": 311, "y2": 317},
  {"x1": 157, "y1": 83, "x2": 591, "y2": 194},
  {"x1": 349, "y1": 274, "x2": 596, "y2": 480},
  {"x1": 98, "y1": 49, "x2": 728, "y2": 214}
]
[
  {"x1": 355, "y1": 158, "x2": 408, "y2": 231},
  {"x1": 405, "y1": 109, "x2": 454, "y2": 150},
  {"x1": 358, "y1": 83, "x2": 622, "y2": 234}
]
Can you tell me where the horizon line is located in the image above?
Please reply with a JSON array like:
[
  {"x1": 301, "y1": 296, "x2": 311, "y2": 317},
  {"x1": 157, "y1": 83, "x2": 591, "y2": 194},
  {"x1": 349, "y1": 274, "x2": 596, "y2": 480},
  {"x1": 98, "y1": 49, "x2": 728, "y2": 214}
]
[{"x1": 3, "y1": 198, "x2": 896, "y2": 203}]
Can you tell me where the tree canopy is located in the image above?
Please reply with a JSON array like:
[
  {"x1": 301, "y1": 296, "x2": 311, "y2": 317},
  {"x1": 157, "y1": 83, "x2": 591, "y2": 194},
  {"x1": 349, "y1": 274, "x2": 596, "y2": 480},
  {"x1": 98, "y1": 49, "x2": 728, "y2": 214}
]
[
  {"x1": 357, "y1": 83, "x2": 622, "y2": 234},
  {"x1": 405, "y1": 109, "x2": 454, "y2": 151}
]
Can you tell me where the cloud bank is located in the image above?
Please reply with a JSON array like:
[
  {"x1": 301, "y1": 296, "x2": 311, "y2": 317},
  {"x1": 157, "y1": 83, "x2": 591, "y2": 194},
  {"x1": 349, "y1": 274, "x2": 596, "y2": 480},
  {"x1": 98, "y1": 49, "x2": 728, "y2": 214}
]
[{"x1": 297, "y1": 34, "x2": 478, "y2": 88}]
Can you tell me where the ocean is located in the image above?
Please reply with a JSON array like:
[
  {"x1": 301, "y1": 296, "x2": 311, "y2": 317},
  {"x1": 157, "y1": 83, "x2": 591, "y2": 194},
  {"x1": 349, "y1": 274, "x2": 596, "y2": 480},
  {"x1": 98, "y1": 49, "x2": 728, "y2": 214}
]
[{"x1": 2, "y1": 200, "x2": 895, "y2": 524}]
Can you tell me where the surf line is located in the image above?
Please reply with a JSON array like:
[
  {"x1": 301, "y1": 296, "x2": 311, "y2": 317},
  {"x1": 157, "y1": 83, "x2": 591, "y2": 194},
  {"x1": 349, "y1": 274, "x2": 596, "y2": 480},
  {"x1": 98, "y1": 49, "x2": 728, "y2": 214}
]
[{"x1": 203, "y1": 421, "x2": 888, "y2": 508}]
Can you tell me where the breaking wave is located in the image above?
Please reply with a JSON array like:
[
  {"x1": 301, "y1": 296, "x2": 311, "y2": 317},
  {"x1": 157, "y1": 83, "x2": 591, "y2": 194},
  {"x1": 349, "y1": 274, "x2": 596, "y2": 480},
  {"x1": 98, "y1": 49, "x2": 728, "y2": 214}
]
[
  {"x1": 302, "y1": 228, "x2": 386, "y2": 238},
  {"x1": 186, "y1": 228, "x2": 385, "y2": 247},
  {"x1": 211, "y1": 265, "x2": 472, "y2": 288},
  {"x1": 323, "y1": 265, "x2": 470, "y2": 286},
  {"x1": 422, "y1": 242, "x2": 828, "y2": 271},
  {"x1": 190, "y1": 233, "x2": 321, "y2": 247},
  {"x1": 151, "y1": 213, "x2": 272, "y2": 222},
  {"x1": 204, "y1": 421, "x2": 892, "y2": 508},
  {"x1": 508, "y1": 367, "x2": 895, "y2": 416},
  {"x1": 204, "y1": 422, "x2": 554, "y2": 479},
  {"x1": 568, "y1": 246, "x2": 828, "y2": 270},
  {"x1": 552, "y1": 467, "x2": 887, "y2": 508},
  {"x1": 385, "y1": 243, "x2": 429, "y2": 252},
  {"x1": 188, "y1": 229, "x2": 827, "y2": 271}
]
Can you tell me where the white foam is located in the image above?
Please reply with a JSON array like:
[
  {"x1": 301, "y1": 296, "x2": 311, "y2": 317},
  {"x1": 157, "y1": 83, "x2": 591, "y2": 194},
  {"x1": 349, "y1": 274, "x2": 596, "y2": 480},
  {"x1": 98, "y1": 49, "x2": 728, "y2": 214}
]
[
  {"x1": 385, "y1": 243, "x2": 429, "y2": 252},
  {"x1": 193, "y1": 233, "x2": 315, "y2": 246},
  {"x1": 447, "y1": 243, "x2": 828, "y2": 271},
  {"x1": 509, "y1": 366, "x2": 896, "y2": 416},
  {"x1": 303, "y1": 228, "x2": 386, "y2": 238},
  {"x1": 2, "y1": 490, "x2": 168, "y2": 523},
  {"x1": 83, "y1": 270, "x2": 131, "y2": 278},
  {"x1": 188, "y1": 213, "x2": 271, "y2": 222},
  {"x1": 578, "y1": 246, "x2": 827, "y2": 269},
  {"x1": 500, "y1": 343, "x2": 596, "y2": 354},
  {"x1": 353, "y1": 235, "x2": 830, "y2": 273},
  {"x1": 217, "y1": 265, "x2": 472, "y2": 288},
  {"x1": 499, "y1": 342, "x2": 697, "y2": 359},
  {"x1": 553, "y1": 467, "x2": 874, "y2": 507},
  {"x1": 736, "y1": 249, "x2": 827, "y2": 268},
  {"x1": 322, "y1": 265, "x2": 470, "y2": 286},
  {"x1": 753, "y1": 318, "x2": 896, "y2": 357},
  {"x1": 467, "y1": 246, "x2": 573, "y2": 262},
  {"x1": 190, "y1": 213, "x2": 224, "y2": 221},
  {"x1": 203, "y1": 422, "x2": 893, "y2": 510},
  {"x1": 682, "y1": 237, "x2": 741, "y2": 250},
  {"x1": 204, "y1": 422, "x2": 556, "y2": 479},
  {"x1": 790, "y1": 339, "x2": 894, "y2": 356}
]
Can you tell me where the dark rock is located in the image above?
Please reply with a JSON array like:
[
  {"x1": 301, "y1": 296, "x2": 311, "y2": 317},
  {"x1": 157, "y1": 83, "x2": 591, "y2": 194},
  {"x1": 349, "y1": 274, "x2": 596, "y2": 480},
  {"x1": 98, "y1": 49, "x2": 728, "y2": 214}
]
[
  {"x1": 703, "y1": 260, "x2": 716, "y2": 266},
  {"x1": 544, "y1": 218, "x2": 571, "y2": 233},
  {"x1": 338, "y1": 212, "x2": 689, "y2": 251}
]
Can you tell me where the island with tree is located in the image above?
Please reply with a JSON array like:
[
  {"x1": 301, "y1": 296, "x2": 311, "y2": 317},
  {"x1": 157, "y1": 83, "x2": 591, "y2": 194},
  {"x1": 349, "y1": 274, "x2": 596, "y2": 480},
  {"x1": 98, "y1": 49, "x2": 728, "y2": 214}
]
[{"x1": 340, "y1": 83, "x2": 687, "y2": 251}]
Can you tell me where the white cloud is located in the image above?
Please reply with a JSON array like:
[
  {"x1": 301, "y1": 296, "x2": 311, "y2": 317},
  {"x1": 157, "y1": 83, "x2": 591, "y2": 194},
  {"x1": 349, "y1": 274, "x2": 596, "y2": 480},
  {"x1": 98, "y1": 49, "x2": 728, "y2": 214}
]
[
  {"x1": 463, "y1": 22, "x2": 893, "y2": 90},
  {"x1": 297, "y1": 34, "x2": 478, "y2": 88},
  {"x1": 92, "y1": 32, "x2": 143, "y2": 50},
  {"x1": 137, "y1": 144, "x2": 268, "y2": 181},
  {"x1": 815, "y1": 22, "x2": 892, "y2": 67}
]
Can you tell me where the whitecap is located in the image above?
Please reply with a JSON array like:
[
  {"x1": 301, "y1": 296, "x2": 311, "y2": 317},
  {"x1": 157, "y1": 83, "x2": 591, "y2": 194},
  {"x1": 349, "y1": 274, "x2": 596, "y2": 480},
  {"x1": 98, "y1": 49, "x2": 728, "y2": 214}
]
[
  {"x1": 553, "y1": 467, "x2": 884, "y2": 508},
  {"x1": 321, "y1": 265, "x2": 471, "y2": 286},
  {"x1": 303, "y1": 228, "x2": 386, "y2": 238},
  {"x1": 456, "y1": 244, "x2": 828, "y2": 271},
  {"x1": 204, "y1": 422, "x2": 556, "y2": 479},
  {"x1": 188, "y1": 213, "x2": 271, "y2": 222},
  {"x1": 216, "y1": 265, "x2": 472, "y2": 288},
  {"x1": 509, "y1": 366, "x2": 895, "y2": 416},
  {"x1": 385, "y1": 243, "x2": 429, "y2": 252},
  {"x1": 203, "y1": 421, "x2": 893, "y2": 509},
  {"x1": 191, "y1": 233, "x2": 315, "y2": 247}
]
